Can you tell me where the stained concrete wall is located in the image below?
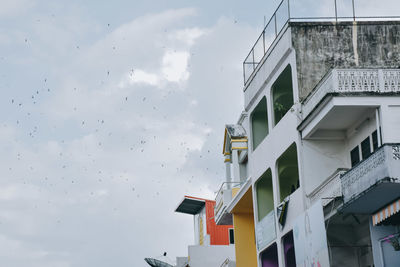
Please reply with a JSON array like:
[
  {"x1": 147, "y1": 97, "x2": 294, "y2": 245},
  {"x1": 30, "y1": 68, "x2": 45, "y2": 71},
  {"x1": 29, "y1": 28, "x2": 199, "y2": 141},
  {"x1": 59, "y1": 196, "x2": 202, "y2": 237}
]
[{"x1": 291, "y1": 21, "x2": 400, "y2": 101}]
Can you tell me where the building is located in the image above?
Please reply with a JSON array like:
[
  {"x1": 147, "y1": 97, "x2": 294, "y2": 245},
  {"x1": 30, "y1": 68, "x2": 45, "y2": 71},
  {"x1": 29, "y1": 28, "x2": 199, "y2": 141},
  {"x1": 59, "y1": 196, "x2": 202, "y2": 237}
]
[
  {"x1": 174, "y1": 196, "x2": 236, "y2": 267},
  {"x1": 215, "y1": 1, "x2": 400, "y2": 267}
]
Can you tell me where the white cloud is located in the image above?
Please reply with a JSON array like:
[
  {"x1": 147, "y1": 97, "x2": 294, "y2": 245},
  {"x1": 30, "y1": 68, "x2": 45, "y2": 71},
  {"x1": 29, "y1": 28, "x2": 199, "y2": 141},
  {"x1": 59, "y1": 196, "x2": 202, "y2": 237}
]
[
  {"x1": 129, "y1": 69, "x2": 160, "y2": 86},
  {"x1": 171, "y1": 27, "x2": 207, "y2": 46},
  {"x1": 162, "y1": 50, "x2": 190, "y2": 82}
]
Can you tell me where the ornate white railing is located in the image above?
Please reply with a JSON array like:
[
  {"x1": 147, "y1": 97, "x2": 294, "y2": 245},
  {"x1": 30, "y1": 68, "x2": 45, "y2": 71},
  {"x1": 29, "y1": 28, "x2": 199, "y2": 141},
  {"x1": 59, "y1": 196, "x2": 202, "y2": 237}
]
[
  {"x1": 308, "y1": 168, "x2": 348, "y2": 206},
  {"x1": 341, "y1": 144, "x2": 400, "y2": 204},
  {"x1": 302, "y1": 69, "x2": 400, "y2": 119}
]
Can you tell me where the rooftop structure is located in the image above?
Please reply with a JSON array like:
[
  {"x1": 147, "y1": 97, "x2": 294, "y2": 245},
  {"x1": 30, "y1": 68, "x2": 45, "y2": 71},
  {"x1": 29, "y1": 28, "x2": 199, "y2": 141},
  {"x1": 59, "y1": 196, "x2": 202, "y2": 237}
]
[{"x1": 174, "y1": 196, "x2": 236, "y2": 267}]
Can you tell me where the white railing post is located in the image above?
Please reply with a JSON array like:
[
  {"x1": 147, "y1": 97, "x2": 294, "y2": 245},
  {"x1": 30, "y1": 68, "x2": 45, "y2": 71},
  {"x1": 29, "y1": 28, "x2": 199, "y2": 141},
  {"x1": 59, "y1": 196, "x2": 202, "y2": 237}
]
[
  {"x1": 378, "y1": 69, "x2": 384, "y2": 92},
  {"x1": 332, "y1": 69, "x2": 339, "y2": 93}
]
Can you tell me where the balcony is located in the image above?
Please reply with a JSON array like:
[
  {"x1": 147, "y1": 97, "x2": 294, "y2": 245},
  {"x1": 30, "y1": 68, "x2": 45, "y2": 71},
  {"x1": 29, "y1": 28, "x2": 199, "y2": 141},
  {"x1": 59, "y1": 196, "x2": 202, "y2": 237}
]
[
  {"x1": 299, "y1": 69, "x2": 400, "y2": 139},
  {"x1": 308, "y1": 168, "x2": 348, "y2": 206},
  {"x1": 341, "y1": 143, "x2": 400, "y2": 214},
  {"x1": 214, "y1": 182, "x2": 242, "y2": 225}
]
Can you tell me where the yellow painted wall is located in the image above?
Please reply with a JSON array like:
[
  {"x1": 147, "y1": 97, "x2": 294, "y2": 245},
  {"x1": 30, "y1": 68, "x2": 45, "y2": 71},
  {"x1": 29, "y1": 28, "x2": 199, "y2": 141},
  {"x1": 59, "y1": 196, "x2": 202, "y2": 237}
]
[
  {"x1": 199, "y1": 216, "x2": 204, "y2": 245},
  {"x1": 233, "y1": 212, "x2": 257, "y2": 267}
]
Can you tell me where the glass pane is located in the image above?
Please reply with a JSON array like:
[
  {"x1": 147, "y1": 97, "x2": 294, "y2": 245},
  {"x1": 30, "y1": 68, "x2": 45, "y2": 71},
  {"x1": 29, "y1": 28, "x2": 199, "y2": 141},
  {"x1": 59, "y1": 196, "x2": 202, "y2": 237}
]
[
  {"x1": 251, "y1": 97, "x2": 269, "y2": 150},
  {"x1": 277, "y1": 143, "x2": 299, "y2": 202},
  {"x1": 350, "y1": 146, "x2": 360, "y2": 167},
  {"x1": 229, "y1": 229, "x2": 235, "y2": 244},
  {"x1": 272, "y1": 65, "x2": 293, "y2": 125},
  {"x1": 256, "y1": 169, "x2": 274, "y2": 221},
  {"x1": 361, "y1": 137, "x2": 371, "y2": 159},
  {"x1": 372, "y1": 130, "x2": 378, "y2": 151}
]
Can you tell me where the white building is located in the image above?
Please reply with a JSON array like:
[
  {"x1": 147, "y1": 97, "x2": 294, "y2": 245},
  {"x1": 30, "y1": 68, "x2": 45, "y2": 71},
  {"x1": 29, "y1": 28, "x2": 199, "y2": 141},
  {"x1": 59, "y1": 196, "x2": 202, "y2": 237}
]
[{"x1": 214, "y1": 1, "x2": 400, "y2": 267}]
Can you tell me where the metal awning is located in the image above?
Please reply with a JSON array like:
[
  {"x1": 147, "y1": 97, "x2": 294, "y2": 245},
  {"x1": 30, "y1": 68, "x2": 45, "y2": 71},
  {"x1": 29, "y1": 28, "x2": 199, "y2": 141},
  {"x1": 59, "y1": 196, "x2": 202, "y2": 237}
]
[
  {"x1": 175, "y1": 196, "x2": 205, "y2": 215},
  {"x1": 373, "y1": 198, "x2": 400, "y2": 226}
]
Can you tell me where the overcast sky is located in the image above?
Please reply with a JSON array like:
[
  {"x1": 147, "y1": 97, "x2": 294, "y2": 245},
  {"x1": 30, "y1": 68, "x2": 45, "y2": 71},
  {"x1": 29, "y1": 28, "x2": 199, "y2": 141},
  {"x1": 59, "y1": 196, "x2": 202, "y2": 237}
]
[{"x1": 1, "y1": 0, "x2": 398, "y2": 266}]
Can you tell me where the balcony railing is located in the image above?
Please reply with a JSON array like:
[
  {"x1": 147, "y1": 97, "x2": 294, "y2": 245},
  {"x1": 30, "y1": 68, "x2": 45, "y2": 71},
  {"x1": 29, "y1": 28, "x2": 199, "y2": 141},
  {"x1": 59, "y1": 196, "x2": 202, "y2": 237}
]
[
  {"x1": 243, "y1": 0, "x2": 290, "y2": 84},
  {"x1": 301, "y1": 69, "x2": 400, "y2": 119},
  {"x1": 214, "y1": 182, "x2": 243, "y2": 225},
  {"x1": 243, "y1": 0, "x2": 400, "y2": 85},
  {"x1": 308, "y1": 168, "x2": 348, "y2": 206},
  {"x1": 341, "y1": 143, "x2": 400, "y2": 213}
]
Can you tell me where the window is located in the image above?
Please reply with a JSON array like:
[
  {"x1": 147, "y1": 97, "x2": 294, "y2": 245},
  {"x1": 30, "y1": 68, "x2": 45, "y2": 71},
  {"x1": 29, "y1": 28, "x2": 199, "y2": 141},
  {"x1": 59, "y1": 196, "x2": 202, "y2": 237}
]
[
  {"x1": 372, "y1": 129, "x2": 382, "y2": 151},
  {"x1": 282, "y1": 231, "x2": 296, "y2": 267},
  {"x1": 256, "y1": 169, "x2": 274, "y2": 221},
  {"x1": 251, "y1": 96, "x2": 269, "y2": 150},
  {"x1": 361, "y1": 137, "x2": 371, "y2": 160},
  {"x1": 350, "y1": 129, "x2": 382, "y2": 168},
  {"x1": 272, "y1": 65, "x2": 294, "y2": 126},
  {"x1": 350, "y1": 146, "x2": 360, "y2": 167},
  {"x1": 229, "y1": 228, "x2": 234, "y2": 244},
  {"x1": 277, "y1": 143, "x2": 300, "y2": 202},
  {"x1": 261, "y1": 243, "x2": 279, "y2": 267}
]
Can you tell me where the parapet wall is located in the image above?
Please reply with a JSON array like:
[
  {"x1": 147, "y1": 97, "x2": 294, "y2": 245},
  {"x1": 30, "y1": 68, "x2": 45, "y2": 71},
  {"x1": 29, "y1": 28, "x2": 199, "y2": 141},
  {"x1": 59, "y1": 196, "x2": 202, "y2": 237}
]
[{"x1": 291, "y1": 21, "x2": 400, "y2": 101}]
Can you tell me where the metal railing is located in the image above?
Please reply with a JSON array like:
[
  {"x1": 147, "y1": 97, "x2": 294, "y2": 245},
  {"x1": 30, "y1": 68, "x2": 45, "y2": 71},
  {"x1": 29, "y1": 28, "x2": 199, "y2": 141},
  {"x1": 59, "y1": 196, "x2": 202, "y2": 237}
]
[
  {"x1": 214, "y1": 181, "x2": 244, "y2": 220},
  {"x1": 243, "y1": 0, "x2": 400, "y2": 85},
  {"x1": 243, "y1": 0, "x2": 290, "y2": 84}
]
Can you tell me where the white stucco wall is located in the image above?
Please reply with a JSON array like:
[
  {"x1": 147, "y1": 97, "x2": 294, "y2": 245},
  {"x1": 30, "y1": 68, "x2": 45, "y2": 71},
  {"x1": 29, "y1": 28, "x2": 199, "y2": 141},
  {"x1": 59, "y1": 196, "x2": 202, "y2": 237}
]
[{"x1": 188, "y1": 245, "x2": 235, "y2": 267}]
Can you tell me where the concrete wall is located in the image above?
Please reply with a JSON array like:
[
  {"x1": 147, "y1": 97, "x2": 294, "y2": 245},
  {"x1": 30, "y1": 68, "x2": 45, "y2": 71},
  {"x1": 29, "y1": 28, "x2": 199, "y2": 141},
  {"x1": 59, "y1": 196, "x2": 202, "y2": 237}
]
[
  {"x1": 232, "y1": 212, "x2": 257, "y2": 267},
  {"x1": 291, "y1": 21, "x2": 400, "y2": 101},
  {"x1": 369, "y1": 221, "x2": 400, "y2": 267},
  {"x1": 243, "y1": 27, "x2": 294, "y2": 111},
  {"x1": 380, "y1": 104, "x2": 400, "y2": 143},
  {"x1": 187, "y1": 245, "x2": 235, "y2": 267},
  {"x1": 176, "y1": 257, "x2": 188, "y2": 267}
]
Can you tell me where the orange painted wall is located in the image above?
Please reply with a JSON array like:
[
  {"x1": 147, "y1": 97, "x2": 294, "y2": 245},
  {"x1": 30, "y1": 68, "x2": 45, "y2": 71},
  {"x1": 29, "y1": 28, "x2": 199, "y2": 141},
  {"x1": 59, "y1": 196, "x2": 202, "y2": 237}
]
[{"x1": 205, "y1": 200, "x2": 233, "y2": 245}]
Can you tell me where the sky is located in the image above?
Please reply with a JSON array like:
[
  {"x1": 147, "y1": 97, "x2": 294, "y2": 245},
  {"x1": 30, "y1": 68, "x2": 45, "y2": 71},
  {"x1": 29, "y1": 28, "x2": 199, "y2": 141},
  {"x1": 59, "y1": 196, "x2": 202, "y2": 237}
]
[{"x1": 0, "y1": 0, "x2": 398, "y2": 266}]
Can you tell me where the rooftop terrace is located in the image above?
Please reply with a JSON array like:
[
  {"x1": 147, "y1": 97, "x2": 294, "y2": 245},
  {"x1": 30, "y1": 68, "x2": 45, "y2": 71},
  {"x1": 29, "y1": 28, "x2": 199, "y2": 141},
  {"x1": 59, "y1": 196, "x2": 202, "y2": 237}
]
[{"x1": 243, "y1": 0, "x2": 400, "y2": 86}]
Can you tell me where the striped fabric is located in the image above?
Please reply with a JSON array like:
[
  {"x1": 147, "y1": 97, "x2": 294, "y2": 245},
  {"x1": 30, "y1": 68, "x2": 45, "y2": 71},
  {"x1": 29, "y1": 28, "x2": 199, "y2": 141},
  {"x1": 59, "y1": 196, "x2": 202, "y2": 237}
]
[{"x1": 372, "y1": 199, "x2": 400, "y2": 226}]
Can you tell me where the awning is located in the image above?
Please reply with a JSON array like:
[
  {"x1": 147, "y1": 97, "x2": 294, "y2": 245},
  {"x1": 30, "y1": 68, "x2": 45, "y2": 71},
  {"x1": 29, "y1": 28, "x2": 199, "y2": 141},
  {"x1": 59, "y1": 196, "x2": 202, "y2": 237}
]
[
  {"x1": 372, "y1": 198, "x2": 400, "y2": 226},
  {"x1": 175, "y1": 196, "x2": 205, "y2": 215}
]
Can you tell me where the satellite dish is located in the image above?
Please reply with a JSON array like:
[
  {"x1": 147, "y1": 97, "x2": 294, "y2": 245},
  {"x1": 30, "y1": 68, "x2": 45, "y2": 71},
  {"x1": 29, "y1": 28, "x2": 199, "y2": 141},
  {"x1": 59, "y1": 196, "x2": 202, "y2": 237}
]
[{"x1": 144, "y1": 257, "x2": 174, "y2": 267}]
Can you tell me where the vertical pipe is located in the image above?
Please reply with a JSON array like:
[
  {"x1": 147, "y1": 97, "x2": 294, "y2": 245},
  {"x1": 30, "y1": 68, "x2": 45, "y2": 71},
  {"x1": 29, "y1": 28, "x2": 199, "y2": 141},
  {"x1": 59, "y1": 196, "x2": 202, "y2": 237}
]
[
  {"x1": 334, "y1": 0, "x2": 338, "y2": 22},
  {"x1": 263, "y1": 30, "x2": 266, "y2": 53},
  {"x1": 287, "y1": 0, "x2": 291, "y2": 20},
  {"x1": 274, "y1": 13, "x2": 277, "y2": 36},
  {"x1": 376, "y1": 108, "x2": 382, "y2": 147},
  {"x1": 352, "y1": 0, "x2": 356, "y2": 21}
]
